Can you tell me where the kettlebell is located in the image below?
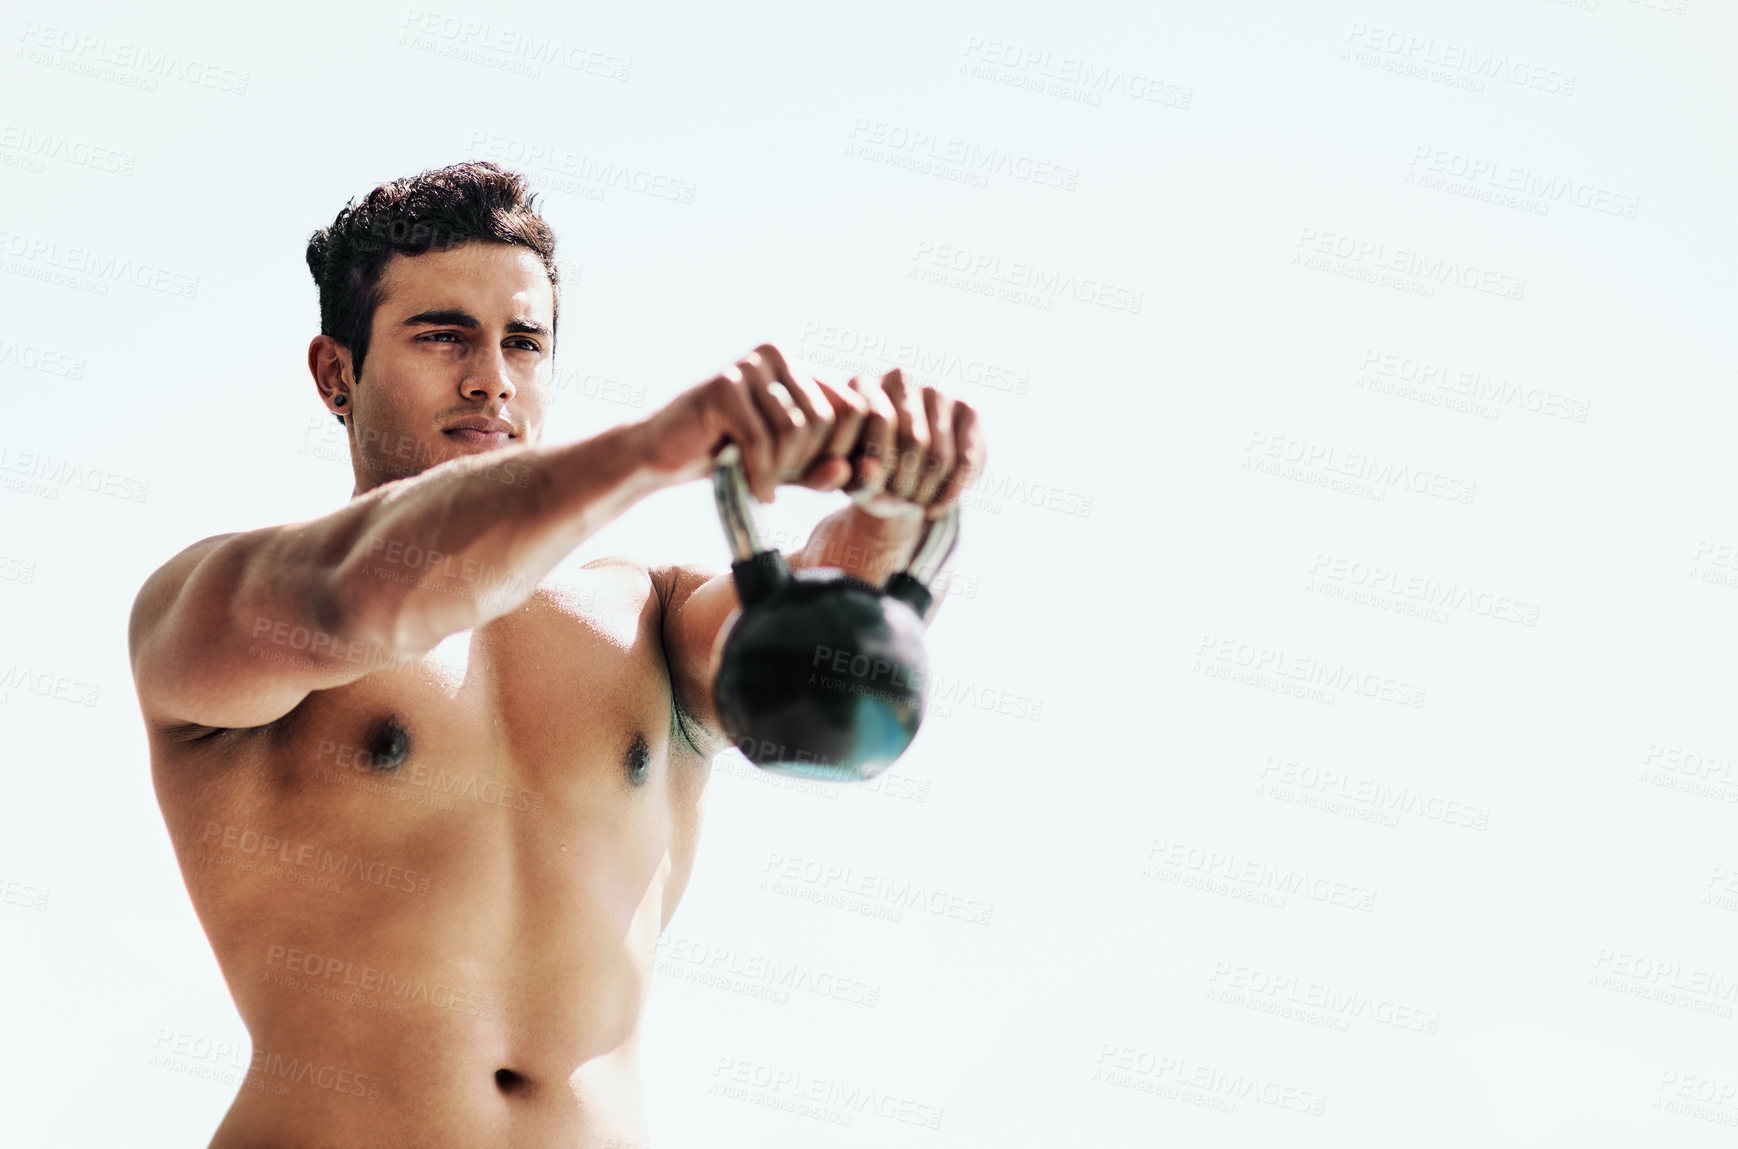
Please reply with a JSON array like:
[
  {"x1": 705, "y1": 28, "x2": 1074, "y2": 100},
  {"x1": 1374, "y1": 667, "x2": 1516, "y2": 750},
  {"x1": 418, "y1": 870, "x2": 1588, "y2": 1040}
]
[{"x1": 710, "y1": 445, "x2": 960, "y2": 781}]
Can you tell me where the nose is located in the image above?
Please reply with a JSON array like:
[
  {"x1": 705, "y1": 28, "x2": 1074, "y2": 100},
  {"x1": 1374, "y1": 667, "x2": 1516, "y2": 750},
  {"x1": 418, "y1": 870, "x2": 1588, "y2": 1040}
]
[{"x1": 460, "y1": 344, "x2": 517, "y2": 404}]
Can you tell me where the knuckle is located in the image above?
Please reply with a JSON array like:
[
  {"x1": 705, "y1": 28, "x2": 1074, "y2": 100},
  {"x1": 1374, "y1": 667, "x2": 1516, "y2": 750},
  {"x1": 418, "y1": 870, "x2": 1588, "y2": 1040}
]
[
  {"x1": 760, "y1": 344, "x2": 791, "y2": 374},
  {"x1": 737, "y1": 405, "x2": 769, "y2": 436}
]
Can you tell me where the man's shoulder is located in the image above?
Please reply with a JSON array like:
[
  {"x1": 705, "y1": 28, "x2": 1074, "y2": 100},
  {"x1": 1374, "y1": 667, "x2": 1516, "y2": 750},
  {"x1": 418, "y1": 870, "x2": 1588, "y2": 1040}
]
[
  {"x1": 556, "y1": 555, "x2": 727, "y2": 614},
  {"x1": 527, "y1": 554, "x2": 711, "y2": 636},
  {"x1": 532, "y1": 556, "x2": 731, "y2": 756},
  {"x1": 134, "y1": 531, "x2": 244, "y2": 594},
  {"x1": 128, "y1": 532, "x2": 245, "y2": 659}
]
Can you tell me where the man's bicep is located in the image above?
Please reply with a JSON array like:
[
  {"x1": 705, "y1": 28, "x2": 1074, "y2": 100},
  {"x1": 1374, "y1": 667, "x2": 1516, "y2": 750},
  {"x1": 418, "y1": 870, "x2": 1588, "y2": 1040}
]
[{"x1": 651, "y1": 562, "x2": 741, "y2": 755}]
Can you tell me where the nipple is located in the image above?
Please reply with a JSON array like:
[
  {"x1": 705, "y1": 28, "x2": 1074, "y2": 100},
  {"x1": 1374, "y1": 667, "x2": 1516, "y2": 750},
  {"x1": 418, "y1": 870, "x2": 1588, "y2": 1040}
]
[
  {"x1": 364, "y1": 715, "x2": 411, "y2": 773},
  {"x1": 625, "y1": 732, "x2": 650, "y2": 787}
]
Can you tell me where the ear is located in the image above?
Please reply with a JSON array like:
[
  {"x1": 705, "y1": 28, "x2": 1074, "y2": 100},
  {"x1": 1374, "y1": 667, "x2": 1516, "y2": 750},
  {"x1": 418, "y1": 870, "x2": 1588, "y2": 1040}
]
[{"x1": 308, "y1": 335, "x2": 357, "y2": 418}]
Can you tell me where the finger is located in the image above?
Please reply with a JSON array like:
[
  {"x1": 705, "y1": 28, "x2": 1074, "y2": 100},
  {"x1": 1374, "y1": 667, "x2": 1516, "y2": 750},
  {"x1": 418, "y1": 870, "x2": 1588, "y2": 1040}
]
[
  {"x1": 755, "y1": 344, "x2": 830, "y2": 432},
  {"x1": 795, "y1": 380, "x2": 866, "y2": 492},
  {"x1": 796, "y1": 454, "x2": 854, "y2": 492},
  {"x1": 846, "y1": 375, "x2": 897, "y2": 495},
  {"x1": 818, "y1": 378, "x2": 867, "y2": 459},
  {"x1": 765, "y1": 346, "x2": 840, "y2": 484},
  {"x1": 912, "y1": 387, "x2": 957, "y2": 506},
  {"x1": 929, "y1": 401, "x2": 985, "y2": 518},
  {"x1": 710, "y1": 367, "x2": 776, "y2": 502},
  {"x1": 740, "y1": 354, "x2": 805, "y2": 496},
  {"x1": 880, "y1": 368, "x2": 931, "y2": 501}
]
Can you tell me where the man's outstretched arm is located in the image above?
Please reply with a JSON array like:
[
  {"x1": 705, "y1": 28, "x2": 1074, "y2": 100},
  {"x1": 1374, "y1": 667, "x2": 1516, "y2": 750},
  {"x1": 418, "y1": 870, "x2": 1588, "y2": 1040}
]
[
  {"x1": 128, "y1": 344, "x2": 851, "y2": 736},
  {"x1": 128, "y1": 422, "x2": 671, "y2": 735}
]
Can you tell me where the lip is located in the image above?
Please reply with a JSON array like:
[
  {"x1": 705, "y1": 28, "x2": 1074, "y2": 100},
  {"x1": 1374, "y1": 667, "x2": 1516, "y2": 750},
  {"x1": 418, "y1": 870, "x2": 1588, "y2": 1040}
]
[{"x1": 442, "y1": 417, "x2": 514, "y2": 447}]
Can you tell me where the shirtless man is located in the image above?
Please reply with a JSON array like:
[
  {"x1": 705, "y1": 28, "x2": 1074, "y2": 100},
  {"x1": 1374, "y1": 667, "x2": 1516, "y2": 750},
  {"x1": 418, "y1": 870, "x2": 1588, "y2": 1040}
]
[{"x1": 127, "y1": 162, "x2": 985, "y2": 1148}]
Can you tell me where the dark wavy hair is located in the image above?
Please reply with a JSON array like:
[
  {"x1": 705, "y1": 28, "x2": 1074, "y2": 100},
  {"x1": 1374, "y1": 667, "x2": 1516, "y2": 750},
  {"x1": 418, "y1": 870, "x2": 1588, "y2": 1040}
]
[{"x1": 305, "y1": 162, "x2": 559, "y2": 415}]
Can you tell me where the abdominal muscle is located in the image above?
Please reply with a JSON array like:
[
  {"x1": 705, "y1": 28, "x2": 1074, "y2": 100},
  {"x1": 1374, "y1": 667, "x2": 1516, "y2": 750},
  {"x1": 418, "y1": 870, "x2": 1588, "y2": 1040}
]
[
  {"x1": 211, "y1": 993, "x2": 653, "y2": 1149},
  {"x1": 203, "y1": 833, "x2": 667, "y2": 1149}
]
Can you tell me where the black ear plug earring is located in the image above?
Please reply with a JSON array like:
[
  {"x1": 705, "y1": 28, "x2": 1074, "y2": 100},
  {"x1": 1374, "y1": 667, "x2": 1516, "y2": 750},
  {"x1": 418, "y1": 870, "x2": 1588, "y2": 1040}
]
[{"x1": 334, "y1": 394, "x2": 348, "y2": 407}]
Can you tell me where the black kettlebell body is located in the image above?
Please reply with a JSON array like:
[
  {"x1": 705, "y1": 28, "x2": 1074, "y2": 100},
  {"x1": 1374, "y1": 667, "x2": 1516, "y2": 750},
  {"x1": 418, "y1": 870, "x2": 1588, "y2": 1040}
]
[
  {"x1": 716, "y1": 557, "x2": 932, "y2": 780},
  {"x1": 709, "y1": 447, "x2": 957, "y2": 782}
]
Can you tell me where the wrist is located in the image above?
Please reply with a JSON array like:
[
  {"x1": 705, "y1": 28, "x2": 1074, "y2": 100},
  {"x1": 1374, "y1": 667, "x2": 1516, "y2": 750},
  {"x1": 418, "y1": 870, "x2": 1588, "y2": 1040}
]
[
  {"x1": 794, "y1": 502, "x2": 922, "y2": 585},
  {"x1": 537, "y1": 421, "x2": 675, "y2": 543}
]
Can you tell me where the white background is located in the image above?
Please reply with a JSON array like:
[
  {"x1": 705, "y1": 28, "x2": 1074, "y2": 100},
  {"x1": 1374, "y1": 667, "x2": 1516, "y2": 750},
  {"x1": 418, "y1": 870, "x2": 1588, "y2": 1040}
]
[{"x1": 2, "y1": 0, "x2": 1735, "y2": 1145}]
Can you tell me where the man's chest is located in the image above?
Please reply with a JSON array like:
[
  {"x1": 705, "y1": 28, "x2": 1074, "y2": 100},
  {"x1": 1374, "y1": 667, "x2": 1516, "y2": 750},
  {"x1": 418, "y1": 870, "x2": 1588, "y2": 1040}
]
[
  {"x1": 249, "y1": 569, "x2": 694, "y2": 830},
  {"x1": 157, "y1": 571, "x2": 717, "y2": 1044}
]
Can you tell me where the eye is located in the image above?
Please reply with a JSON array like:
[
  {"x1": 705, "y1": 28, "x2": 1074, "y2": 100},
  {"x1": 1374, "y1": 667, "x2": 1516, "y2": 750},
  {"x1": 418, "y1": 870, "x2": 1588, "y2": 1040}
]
[
  {"x1": 508, "y1": 338, "x2": 543, "y2": 354},
  {"x1": 419, "y1": 331, "x2": 462, "y2": 343}
]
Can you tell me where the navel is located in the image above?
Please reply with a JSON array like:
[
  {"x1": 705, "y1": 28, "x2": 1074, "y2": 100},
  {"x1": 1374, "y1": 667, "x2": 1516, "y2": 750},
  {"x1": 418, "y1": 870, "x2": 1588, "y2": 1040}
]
[{"x1": 364, "y1": 714, "x2": 412, "y2": 773}]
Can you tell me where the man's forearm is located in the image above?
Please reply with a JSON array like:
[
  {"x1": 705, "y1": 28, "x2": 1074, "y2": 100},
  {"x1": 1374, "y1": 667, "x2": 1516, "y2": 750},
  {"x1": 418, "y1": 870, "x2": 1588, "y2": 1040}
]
[{"x1": 326, "y1": 421, "x2": 669, "y2": 657}]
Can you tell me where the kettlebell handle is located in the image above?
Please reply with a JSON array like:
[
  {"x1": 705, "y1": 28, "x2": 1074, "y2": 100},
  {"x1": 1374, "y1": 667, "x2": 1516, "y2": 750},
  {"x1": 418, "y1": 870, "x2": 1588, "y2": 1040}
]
[{"x1": 712, "y1": 444, "x2": 959, "y2": 620}]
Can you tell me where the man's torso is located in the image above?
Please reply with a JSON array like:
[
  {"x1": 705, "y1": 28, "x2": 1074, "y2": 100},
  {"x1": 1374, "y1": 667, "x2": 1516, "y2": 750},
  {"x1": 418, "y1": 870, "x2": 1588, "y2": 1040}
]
[{"x1": 147, "y1": 559, "x2": 711, "y2": 1148}]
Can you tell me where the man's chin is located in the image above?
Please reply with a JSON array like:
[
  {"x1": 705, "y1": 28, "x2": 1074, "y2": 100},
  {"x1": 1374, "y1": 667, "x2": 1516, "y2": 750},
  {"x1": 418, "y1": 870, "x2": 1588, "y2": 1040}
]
[{"x1": 355, "y1": 434, "x2": 504, "y2": 482}]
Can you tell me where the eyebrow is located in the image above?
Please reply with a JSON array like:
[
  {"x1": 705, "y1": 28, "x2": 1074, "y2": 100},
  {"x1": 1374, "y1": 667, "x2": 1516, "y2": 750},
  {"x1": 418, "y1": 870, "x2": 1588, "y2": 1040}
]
[{"x1": 401, "y1": 308, "x2": 551, "y2": 338}]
